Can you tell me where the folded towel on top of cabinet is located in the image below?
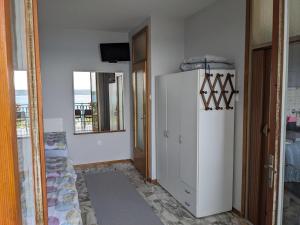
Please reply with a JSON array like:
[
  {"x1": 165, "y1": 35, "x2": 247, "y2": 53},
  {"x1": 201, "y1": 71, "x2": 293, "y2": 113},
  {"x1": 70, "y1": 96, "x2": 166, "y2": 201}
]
[
  {"x1": 180, "y1": 55, "x2": 234, "y2": 72},
  {"x1": 180, "y1": 62, "x2": 235, "y2": 72},
  {"x1": 183, "y1": 55, "x2": 233, "y2": 64}
]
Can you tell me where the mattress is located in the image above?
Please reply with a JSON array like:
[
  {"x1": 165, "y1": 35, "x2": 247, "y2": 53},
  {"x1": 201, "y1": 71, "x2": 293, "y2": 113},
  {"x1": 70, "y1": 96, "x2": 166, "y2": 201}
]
[
  {"x1": 46, "y1": 156, "x2": 83, "y2": 225},
  {"x1": 20, "y1": 132, "x2": 82, "y2": 225}
]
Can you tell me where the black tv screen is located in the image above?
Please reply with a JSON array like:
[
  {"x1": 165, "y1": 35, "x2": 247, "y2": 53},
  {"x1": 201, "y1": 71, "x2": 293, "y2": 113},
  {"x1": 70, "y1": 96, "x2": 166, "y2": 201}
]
[{"x1": 100, "y1": 43, "x2": 130, "y2": 62}]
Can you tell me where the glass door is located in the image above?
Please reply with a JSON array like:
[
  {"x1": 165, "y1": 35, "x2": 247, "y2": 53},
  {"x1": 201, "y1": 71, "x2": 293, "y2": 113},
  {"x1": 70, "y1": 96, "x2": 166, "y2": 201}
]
[
  {"x1": 135, "y1": 67, "x2": 146, "y2": 151},
  {"x1": 279, "y1": 0, "x2": 300, "y2": 224},
  {"x1": 132, "y1": 62, "x2": 147, "y2": 177},
  {"x1": 131, "y1": 27, "x2": 149, "y2": 179},
  {"x1": 12, "y1": 0, "x2": 34, "y2": 223}
]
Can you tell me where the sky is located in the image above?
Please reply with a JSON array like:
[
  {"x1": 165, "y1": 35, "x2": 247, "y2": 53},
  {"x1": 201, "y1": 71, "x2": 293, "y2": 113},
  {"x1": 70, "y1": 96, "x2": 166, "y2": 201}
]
[
  {"x1": 14, "y1": 70, "x2": 28, "y2": 90},
  {"x1": 14, "y1": 71, "x2": 93, "y2": 91},
  {"x1": 73, "y1": 71, "x2": 92, "y2": 90}
]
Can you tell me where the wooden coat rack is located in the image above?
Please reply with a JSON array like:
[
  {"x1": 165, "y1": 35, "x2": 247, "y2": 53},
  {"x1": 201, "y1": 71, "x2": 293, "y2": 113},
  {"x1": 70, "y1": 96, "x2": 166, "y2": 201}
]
[{"x1": 200, "y1": 73, "x2": 239, "y2": 111}]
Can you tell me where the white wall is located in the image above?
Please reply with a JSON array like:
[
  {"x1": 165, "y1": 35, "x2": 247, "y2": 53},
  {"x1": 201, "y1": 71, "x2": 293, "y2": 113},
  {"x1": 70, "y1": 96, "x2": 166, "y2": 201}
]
[
  {"x1": 150, "y1": 15, "x2": 185, "y2": 77},
  {"x1": 133, "y1": 15, "x2": 185, "y2": 178},
  {"x1": 128, "y1": 15, "x2": 184, "y2": 178},
  {"x1": 150, "y1": 15, "x2": 185, "y2": 178},
  {"x1": 39, "y1": 28, "x2": 131, "y2": 165},
  {"x1": 184, "y1": 0, "x2": 246, "y2": 211}
]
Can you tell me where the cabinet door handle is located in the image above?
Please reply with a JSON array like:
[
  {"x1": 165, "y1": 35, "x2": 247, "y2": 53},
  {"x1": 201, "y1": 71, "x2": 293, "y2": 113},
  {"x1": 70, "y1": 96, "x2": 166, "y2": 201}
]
[
  {"x1": 163, "y1": 130, "x2": 169, "y2": 138},
  {"x1": 179, "y1": 135, "x2": 182, "y2": 144},
  {"x1": 185, "y1": 189, "x2": 191, "y2": 194},
  {"x1": 184, "y1": 202, "x2": 190, "y2": 207}
]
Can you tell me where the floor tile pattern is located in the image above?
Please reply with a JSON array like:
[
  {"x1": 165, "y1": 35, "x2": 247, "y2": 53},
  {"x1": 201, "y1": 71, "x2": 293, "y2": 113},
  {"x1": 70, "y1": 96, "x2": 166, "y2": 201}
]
[
  {"x1": 75, "y1": 163, "x2": 251, "y2": 225},
  {"x1": 283, "y1": 190, "x2": 300, "y2": 225}
]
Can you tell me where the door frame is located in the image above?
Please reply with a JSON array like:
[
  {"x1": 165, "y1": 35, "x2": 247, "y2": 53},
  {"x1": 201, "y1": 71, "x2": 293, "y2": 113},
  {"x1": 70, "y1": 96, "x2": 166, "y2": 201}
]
[
  {"x1": 29, "y1": 0, "x2": 48, "y2": 223},
  {"x1": 0, "y1": 0, "x2": 48, "y2": 224},
  {"x1": 276, "y1": 3, "x2": 300, "y2": 225},
  {"x1": 242, "y1": 0, "x2": 285, "y2": 224},
  {"x1": 131, "y1": 27, "x2": 150, "y2": 179}
]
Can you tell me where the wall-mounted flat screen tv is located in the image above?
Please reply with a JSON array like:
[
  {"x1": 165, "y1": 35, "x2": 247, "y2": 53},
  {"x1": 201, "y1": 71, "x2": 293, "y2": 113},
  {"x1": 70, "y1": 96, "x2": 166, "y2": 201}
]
[{"x1": 100, "y1": 43, "x2": 130, "y2": 63}]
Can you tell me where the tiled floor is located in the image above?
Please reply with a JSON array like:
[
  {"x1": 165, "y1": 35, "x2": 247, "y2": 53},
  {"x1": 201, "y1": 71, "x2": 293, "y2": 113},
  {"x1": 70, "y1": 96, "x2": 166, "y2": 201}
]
[
  {"x1": 283, "y1": 190, "x2": 300, "y2": 225},
  {"x1": 75, "y1": 162, "x2": 250, "y2": 225}
]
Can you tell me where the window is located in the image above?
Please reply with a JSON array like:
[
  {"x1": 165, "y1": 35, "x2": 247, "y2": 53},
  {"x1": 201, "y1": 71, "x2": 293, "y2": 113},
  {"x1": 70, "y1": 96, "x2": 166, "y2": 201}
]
[{"x1": 73, "y1": 71, "x2": 125, "y2": 134}]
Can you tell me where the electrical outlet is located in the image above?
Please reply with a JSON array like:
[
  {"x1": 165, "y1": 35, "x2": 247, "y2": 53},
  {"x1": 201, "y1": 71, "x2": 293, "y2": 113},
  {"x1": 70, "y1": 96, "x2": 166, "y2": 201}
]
[{"x1": 97, "y1": 140, "x2": 103, "y2": 146}]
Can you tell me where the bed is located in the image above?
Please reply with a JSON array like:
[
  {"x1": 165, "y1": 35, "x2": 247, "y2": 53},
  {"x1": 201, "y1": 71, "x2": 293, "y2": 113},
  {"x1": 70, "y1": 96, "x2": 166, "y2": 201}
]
[{"x1": 45, "y1": 132, "x2": 83, "y2": 225}]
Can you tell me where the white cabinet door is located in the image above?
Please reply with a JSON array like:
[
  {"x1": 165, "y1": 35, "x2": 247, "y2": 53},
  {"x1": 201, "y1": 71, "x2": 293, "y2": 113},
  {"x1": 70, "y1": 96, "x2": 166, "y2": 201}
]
[
  {"x1": 156, "y1": 76, "x2": 168, "y2": 189},
  {"x1": 197, "y1": 110, "x2": 234, "y2": 216},
  {"x1": 178, "y1": 71, "x2": 198, "y2": 190},
  {"x1": 165, "y1": 74, "x2": 181, "y2": 196}
]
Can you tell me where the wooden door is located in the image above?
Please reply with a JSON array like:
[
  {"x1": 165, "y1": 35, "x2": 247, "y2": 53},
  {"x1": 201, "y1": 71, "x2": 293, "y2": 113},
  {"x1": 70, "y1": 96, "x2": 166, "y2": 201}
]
[
  {"x1": 248, "y1": 47, "x2": 275, "y2": 225},
  {"x1": 132, "y1": 62, "x2": 148, "y2": 177},
  {"x1": 0, "y1": 0, "x2": 22, "y2": 223},
  {"x1": 132, "y1": 27, "x2": 149, "y2": 178},
  {"x1": 0, "y1": 0, "x2": 47, "y2": 224}
]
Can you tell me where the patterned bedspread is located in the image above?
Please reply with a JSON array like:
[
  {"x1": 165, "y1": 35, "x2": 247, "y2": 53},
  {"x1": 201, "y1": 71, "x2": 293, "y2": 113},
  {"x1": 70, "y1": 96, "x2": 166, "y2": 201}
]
[{"x1": 46, "y1": 156, "x2": 83, "y2": 225}]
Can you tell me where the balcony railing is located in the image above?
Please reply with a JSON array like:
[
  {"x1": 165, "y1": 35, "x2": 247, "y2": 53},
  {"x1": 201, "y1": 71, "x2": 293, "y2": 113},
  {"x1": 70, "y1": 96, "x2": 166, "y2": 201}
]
[
  {"x1": 74, "y1": 103, "x2": 98, "y2": 133},
  {"x1": 16, "y1": 104, "x2": 30, "y2": 137},
  {"x1": 15, "y1": 103, "x2": 98, "y2": 135}
]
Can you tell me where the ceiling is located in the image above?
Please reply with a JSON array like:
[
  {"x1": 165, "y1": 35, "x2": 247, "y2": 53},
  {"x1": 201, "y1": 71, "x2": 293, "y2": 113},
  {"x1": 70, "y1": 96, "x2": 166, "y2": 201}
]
[{"x1": 38, "y1": 0, "x2": 217, "y2": 32}]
